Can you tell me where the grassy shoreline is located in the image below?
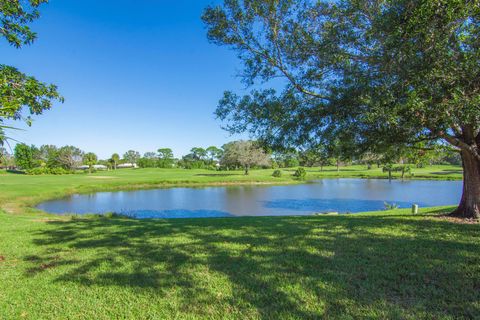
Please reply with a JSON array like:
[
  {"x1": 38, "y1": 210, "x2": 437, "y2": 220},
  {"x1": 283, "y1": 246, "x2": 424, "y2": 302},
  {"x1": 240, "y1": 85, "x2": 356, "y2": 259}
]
[
  {"x1": 1, "y1": 206, "x2": 478, "y2": 319},
  {"x1": 1, "y1": 166, "x2": 478, "y2": 319},
  {"x1": 0, "y1": 165, "x2": 464, "y2": 215}
]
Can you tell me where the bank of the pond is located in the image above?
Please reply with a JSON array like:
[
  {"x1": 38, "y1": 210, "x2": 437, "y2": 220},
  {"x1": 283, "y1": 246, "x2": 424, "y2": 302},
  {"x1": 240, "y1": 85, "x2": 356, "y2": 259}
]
[
  {"x1": 0, "y1": 206, "x2": 478, "y2": 319},
  {"x1": 0, "y1": 165, "x2": 464, "y2": 215},
  {"x1": 36, "y1": 179, "x2": 462, "y2": 218}
]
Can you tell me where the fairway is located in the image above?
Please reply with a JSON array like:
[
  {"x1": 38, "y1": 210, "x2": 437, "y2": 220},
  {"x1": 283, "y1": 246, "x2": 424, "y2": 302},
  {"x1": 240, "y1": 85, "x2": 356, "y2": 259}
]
[
  {"x1": 0, "y1": 166, "x2": 477, "y2": 319},
  {"x1": 0, "y1": 165, "x2": 463, "y2": 215},
  {"x1": 2, "y1": 0, "x2": 480, "y2": 318},
  {"x1": 0, "y1": 207, "x2": 479, "y2": 319}
]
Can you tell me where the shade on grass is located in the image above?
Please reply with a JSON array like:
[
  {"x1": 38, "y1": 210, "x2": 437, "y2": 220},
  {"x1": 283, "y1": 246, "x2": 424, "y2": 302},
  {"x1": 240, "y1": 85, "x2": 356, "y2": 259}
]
[{"x1": 0, "y1": 207, "x2": 478, "y2": 319}]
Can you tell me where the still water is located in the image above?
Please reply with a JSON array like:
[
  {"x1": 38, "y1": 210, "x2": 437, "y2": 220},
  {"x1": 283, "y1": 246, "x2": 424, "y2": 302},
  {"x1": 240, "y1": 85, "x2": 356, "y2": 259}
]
[{"x1": 37, "y1": 179, "x2": 462, "y2": 219}]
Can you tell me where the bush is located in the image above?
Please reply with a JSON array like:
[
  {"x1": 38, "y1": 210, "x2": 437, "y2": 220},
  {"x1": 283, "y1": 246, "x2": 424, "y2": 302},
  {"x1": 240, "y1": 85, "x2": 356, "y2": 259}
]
[
  {"x1": 384, "y1": 202, "x2": 399, "y2": 210},
  {"x1": 26, "y1": 167, "x2": 73, "y2": 175},
  {"x1": 25, "y1": 167, "x2": 48, "y2": 175},
  {"x1": 293, "y1": 167, "x2": 307, "y2": 179},
  {"x1": 50, "y1": 167, "x2": 73, "y2": 175},
  {"x1": 272, "y1": 169, "x2": 282, "y2": 178}
]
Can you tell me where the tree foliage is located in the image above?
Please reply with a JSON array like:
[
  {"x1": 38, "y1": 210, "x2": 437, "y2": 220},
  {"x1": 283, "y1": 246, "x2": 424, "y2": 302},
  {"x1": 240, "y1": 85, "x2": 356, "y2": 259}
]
[
  {"x1": 57, "y1": 146, "x2": 83, "y2": 170},
  {"x1": 221, "y1": 140, "x2": 271, "y2": 175},
  {"x1": 157, "y1": 148, "x2": 174, "y2": 160},
  {"x1": 190, "y1": 147, "x2": 208, "y2": 161},
  {"x1": 38, "y1": 144, "x2": 59, "y2": 168},
  {"x1": 206, "y1": 146, "x2": 223, "y2": 162},
  {"x1": 203, "y1": 0, "x2": 480, "y2": 218},
  {"x1": 0, "y1": 147, "x2": 12, "y2": 167},
  {"x1": 157, "y1": 148, "x2": 175, "y2": 168},
  {"x1": 123, "y1": 150, "x2": 141, "y2": 165},
  {"x1": 83, "y1": 152, "x2": 98, "y2": 173},
  {"x1": 111, "y1": 153, "x2": 120, "y2": 170},
  {"x1": 14, "y1": 143, "x2": 38, "y2": 169},
  {"x1": 0, "y1": 0, "x2": 63, "y2": 143}
]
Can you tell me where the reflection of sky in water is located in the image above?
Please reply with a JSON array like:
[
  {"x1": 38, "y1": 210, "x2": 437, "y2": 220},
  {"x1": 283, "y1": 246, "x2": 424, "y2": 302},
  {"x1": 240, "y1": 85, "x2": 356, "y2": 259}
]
[
  {"x1": 263, "y1": 199, "x2": 419, "y2": 213},
  {"x1": 37, "y1": 179, "x2": 462, "y2": 219},
  {"x1": 125, "y1": 210, "x2": 233, "y2": 219}
]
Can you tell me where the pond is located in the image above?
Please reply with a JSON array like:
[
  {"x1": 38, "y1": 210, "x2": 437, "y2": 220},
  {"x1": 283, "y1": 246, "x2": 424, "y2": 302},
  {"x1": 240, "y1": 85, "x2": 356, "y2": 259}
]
[{"x1": 37, "y1": 179, "x2": 462, "y2": 219}]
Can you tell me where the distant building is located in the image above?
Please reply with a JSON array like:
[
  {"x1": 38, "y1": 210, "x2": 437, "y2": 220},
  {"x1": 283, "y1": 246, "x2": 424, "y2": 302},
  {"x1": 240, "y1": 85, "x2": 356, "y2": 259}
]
[
  {"x1": 77, "y1": 164, "x2": 108, "y2": 170},
  {"x1": 117, "y1": 163, "x2": 138, "y2": 169}
]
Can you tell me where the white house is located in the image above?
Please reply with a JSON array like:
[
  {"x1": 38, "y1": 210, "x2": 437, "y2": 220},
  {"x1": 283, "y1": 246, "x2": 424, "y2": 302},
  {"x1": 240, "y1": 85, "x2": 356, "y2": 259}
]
[
  {"x1": 77, "y1": 164, "x2": 108, "y2": 170},
  {"x1": 117, "y1": 163, "x2": 138, "y2": 169}
]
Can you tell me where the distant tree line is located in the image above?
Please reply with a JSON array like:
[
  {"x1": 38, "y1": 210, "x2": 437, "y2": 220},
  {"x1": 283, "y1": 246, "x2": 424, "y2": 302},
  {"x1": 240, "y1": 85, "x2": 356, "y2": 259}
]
[{"x1": 0, "y1": 140, "x2": 461, "y2": 175}]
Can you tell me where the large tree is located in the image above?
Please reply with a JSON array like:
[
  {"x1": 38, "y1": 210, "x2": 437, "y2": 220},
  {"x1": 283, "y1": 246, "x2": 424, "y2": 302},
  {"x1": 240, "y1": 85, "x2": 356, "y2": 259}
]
[
  {"x1": 203, "y1": 0, "x2": 480, "y2": 219},
  {"x1": 14, "y1": 143, "x2": 39, "y2": 170},
  {"x1": 39, "y1": 144, "x2": 59, "y2": 168},
  {"x1": 111, "y1": 153, "x2": 120, "y2": 170},
  {"x1": 0, "y1": 147, "x2": 13, "y2": 168},
  {"x1": 83, "y1": 152, "x2": 98, "y2": 173},
  {"x1": 190, "y1": 147, "x2": 208, "y2": 161},
  {"x1": 157, "y1": 148, "x2": 174, "y2": 160},
  {"x1": 123, "y1": 150, "x2": 140, "y2": 165},
  {"x1": 221, "y1": 140, "x2": 271, "y2": 175},
  {"x1": 0, "y1": 0, "x2": 63, "y2": 143},
  {"x1": 157, "y1": 148, "x2": 174, "y2": 168},
  {"x1": 206, "y1": 146, "x2": 223, "y2": 162},
  {"x1": 57, "y1": 146, "x2": 83, "y2": 170}
]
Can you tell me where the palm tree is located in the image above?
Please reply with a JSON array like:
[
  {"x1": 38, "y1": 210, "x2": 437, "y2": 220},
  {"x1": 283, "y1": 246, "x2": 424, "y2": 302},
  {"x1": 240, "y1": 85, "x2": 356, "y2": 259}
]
[
  {"x1": 83, "y1": 152, "x2": 98, "y2": 174},
  {"x1": 111, "y1": 153, "x2": 120, "y2": 170}
]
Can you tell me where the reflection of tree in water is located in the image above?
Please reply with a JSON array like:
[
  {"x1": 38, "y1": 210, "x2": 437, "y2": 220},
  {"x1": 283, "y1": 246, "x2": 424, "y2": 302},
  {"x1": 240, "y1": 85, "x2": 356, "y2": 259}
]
[{"x1": 223, "y1": 186, "x2": 270, "y2": 216}]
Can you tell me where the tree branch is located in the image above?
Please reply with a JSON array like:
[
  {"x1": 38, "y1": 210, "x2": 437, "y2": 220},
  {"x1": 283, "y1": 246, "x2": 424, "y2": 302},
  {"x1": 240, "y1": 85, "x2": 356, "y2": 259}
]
[{"x1": 439, "y1": 131, "x2": 480, "y2": 161}]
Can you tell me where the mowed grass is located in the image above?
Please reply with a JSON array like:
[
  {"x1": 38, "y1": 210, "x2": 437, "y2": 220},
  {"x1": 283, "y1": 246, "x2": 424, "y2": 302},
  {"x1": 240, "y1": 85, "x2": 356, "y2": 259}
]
[
  {"x1": 0, "y1": 165, "x2": 463, "y2": 213},
  {"x1": 0, "y1": 165, "x2": 474, "y2": 319},
  {"x1": 0, "y1": 208, "x2": 478, "y2": 319}
]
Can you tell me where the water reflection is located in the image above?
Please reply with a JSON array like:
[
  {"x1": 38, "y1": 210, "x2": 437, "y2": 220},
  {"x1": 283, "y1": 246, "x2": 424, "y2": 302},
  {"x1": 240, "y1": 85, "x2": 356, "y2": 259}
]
[
  {"x1": 263, "y1": 199, "x2": 416, "y2": 213},
  {"x1": 37, "y1": 179, "x2": 462, "y2": 218}
]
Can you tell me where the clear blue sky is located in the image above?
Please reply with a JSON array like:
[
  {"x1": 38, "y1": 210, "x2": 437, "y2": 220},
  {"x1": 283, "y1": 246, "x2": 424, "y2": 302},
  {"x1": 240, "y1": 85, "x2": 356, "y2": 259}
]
[{"x1": 1, "y1": 0, "x2": 248, "y2": 159}]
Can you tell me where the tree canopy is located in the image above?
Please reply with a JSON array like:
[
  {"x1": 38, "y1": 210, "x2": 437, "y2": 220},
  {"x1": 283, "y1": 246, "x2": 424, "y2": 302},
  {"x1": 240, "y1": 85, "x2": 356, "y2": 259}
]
[
  {"x1": 110, "y1": 153, "x2": 120, "y2": 170},
  {"x1": 203, "y1": 0, "x2": 480, "y2": 218},
  {"x1": 13, "y1": 143, "x2": 38, "y2": 170},
  {"x1": 83, "y1": 152, "x2": 98, "y2": 173},
  {"x1": 57, "y1": 146, "x2": 83, "y2": 170},
  {"x1": 123, "y1": 150, "x2": 141, "y2": 165},
  {"x1": 221, "y1": 140, "x2": 271, "y2": 175},
  {"x1": 157, "y1": 148, "x2": 174, "y2": 160},
  {"x1": 0, "y1": 0, "x2": 63, "y2": 143}
]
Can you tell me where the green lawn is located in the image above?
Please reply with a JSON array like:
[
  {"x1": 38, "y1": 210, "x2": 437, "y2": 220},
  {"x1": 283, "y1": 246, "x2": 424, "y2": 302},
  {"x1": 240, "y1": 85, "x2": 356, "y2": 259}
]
[
  {"x1": 1, "y1": 165, "x2": 477, "y2": 319},
  {"x1": 0, "y1": 208, "x2": 478, "y2": 319},
  {"x1": 0, "y1": 165, "x2": 463, "y2": 213}
]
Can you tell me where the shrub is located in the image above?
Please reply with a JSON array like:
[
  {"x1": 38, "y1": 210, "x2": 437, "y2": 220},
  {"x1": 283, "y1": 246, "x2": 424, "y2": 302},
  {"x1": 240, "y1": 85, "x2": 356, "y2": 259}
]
[
  {"x1": 293, "y1": 167, "x2": 307, "y2": 179},
  {"x1": 26, "y1": 167, "x2": 53, "y2": 175},
  {"x1": 50, "y1": 167, "x2": 73, "y2": 175},
  {"x1": 26, "y1": 167, "x2": 73, "y2": 175},
  {"x1": 272, "y1": 169, "x2": 282, "y2": 178},
  {"x1": 384, "y1": 202, "x2": 399, "y2": 210},
  {"x1": 104, "y1": 212, "x2": 134, "y2": 219}
]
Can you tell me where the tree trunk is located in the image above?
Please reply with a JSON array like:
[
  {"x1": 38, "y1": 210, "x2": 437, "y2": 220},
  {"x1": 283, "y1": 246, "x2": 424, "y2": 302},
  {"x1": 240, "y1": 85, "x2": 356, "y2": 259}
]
[
  {"x1": 450, "y1": 150, "x2": 480, "y2": 219},
  {"x1": 336, "y1": 160, "x2": 340, "y2": 172}
]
